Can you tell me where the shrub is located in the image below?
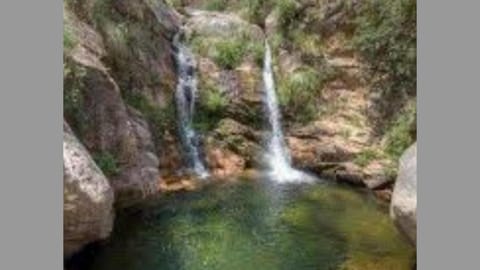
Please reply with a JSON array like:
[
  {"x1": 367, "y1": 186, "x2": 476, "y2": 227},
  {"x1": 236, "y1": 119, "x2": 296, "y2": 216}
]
[
  {"x1": 276, "y1": 0, "x2": 298, "y2": 29},
  {"x1": 279, "y1": 67, "x2": 320, "y2": 123},
  {"x1": 279, "y1": 67, "x2": 319, "y2": 105},
  {"x1": 213, "y1": 39, "x2": 246, "y2": 69},
  {"x1": 384, "y1": 100, "x2": 416, "y2": 161},
  {"x1": 194, "y1": 83, "x2": 228, "y2": 132},
  {"x1": 93, "y1": 151, "x2": 120, "y2": 177},
  {"x1": 352, "y1": 0, "x2": 416, "y2": 127}
]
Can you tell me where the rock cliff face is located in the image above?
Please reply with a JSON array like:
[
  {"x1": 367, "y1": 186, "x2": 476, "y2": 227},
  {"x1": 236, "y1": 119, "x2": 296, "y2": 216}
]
[
  {"x1": 63, "y1": 0, "x2": 181, "y2": 255},
  {"x1": 391, "y1": 143, "x2": 417, "y2": 245},
  {"x1": 180, "y1": 9, "x2": 266, "y2": 176},
  {"x1": 172, "y1": 1, "x2": 411, "y2": 196},
  {"x1": 64, "y1": 0, "x2": 181, "y2": 206},
  {"x1": 63, "y1": 122, "x2": 114, "y2": 257}
]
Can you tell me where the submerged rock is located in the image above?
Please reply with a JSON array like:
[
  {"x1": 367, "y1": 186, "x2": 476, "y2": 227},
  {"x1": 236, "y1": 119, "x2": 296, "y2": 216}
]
[
  {"x1": 63, "y1": 122, "x2": 114, "y2": 257},
  {"x1": 390, "y1": 143, "x2": 417, "y2": 245}
]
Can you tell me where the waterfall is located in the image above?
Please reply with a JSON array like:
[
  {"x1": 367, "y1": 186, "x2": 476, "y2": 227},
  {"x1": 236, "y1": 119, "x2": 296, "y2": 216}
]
[
  {"x1": 173, "y1": 34, "x2": 209, "y2": 179},
  {"x1": 262, "y1": 42, "x2": 311, "y2": 183}
]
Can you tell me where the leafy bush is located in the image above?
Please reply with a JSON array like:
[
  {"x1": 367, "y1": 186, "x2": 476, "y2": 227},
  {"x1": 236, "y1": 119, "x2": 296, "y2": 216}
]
[
  {"x1": 276, "y1": 0, "x2": 298, "y2": 29},
  {"x1": 194, "y1": 83, "x2": 228, "y2": 132},
  {"x1": 352, "y1": 0, "x2": 416, "y2": 126},
  {"x1": 279, "y1": 67, "x2": 320, "y2": 123},
  {"x1": 384, "y1": 100, "x2": 416, "y2": 161},
  {"x1": 93, "y1": 151, "x2": 120, "y2": 177},
  {"x1": 213, "y1": 39, "x2": 246, "y2": 69}
]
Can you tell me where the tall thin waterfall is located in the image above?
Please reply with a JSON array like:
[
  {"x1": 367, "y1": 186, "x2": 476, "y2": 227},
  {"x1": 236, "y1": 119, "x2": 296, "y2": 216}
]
[
  {"x1": 173, "y1": 34, "x2": 209, "y2": 179},
  {"x1": 262, "y1": 42, "x2": 310, "y2": 183}
]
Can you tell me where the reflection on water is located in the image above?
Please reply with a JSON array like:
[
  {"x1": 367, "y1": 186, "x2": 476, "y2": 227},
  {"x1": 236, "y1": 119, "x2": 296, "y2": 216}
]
[{"x1": 68, "y1": 176, "x2": 415, "y2": 270}]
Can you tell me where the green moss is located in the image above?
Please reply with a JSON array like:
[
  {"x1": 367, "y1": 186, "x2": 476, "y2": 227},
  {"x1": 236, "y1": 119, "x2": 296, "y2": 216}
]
[{"x1": 93, "y1": 151, "x2": 120, "y2": 177}]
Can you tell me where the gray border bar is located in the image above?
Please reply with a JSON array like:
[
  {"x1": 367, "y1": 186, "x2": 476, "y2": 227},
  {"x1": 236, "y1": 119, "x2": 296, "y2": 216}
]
[
  {"x1": 1, "y1": 0, "x2": 480, "y2": 269},
  {"x1": 0, "y1": 0, "x2": 63, "y2": 269},
  {"x1": 419, "y1": 0, "x2": 480, "y2": 269}
]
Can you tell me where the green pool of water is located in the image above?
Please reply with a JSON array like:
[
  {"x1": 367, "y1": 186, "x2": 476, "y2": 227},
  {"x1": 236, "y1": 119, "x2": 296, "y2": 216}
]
[{"x1": 71, "y1": 177, "x2": 415, "y2": 270}]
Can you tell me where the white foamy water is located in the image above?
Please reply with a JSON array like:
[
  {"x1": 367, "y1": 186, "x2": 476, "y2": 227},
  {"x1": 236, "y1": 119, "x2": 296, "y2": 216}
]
[
  {"x1": 173, "y1": 34, "x2": 209, "y2": 179},
  {"x1": 262, "y1": 42, "x2": 313, "y2": 183}
]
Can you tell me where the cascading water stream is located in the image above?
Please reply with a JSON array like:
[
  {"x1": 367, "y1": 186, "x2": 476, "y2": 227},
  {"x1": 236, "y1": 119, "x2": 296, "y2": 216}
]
[
  {"x1": 262, "y1": 42, "x2": 312, "y2": 183},
  {"x1": 173, "y1": 33, "x2": 209, "y2": 179}
]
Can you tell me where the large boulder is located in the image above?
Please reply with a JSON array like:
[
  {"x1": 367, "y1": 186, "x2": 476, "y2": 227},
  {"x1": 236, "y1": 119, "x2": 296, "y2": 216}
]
[
  {"x1": 390, "y1": 143, "x2": 417, "y2": 245},
  {"x1": 63, "y1": 122, "x2": 114, "y2": 257}
]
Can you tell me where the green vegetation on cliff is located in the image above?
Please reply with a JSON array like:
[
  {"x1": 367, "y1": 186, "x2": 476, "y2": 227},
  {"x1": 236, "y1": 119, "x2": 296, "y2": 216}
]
[
  {"x1": 278, "y1": 67, "x2": 320, "y2": 123},
  {"x1": 63, "y1": 61, "x2": 88, "y2": 136},
  {"x1": 194, "y1": 83, "x2": 228, "y2": 132},
  {"x1": 352, "y1": 0, "x2": 416, "y2": 128},
  {"x1": 93, "y1": 151, "x2": 120, "y2": 177},
  {"x1": 213, "y1": 39, "x2": 246, "y2": 69},
  {"x1": 384, "y1": 99, "x2": 416, "y2": 161},
  {"x1": 125, "y1": 92, "x2": 176, "y2": 145}
]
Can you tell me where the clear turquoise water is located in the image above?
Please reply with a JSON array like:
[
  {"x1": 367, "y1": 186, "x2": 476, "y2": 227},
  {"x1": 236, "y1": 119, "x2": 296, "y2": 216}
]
[{"x1": 72, "y1": 177, "x2": 415, "y2": 270}]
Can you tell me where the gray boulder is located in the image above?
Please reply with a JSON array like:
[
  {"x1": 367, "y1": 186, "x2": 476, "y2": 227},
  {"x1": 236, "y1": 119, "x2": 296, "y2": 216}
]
[
  {"x1": 63, "y1": 122, "x2": 114, "y2": 257},
  {"x1": 390, "y1": 143, "x2": 417, "y2": 245}
]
